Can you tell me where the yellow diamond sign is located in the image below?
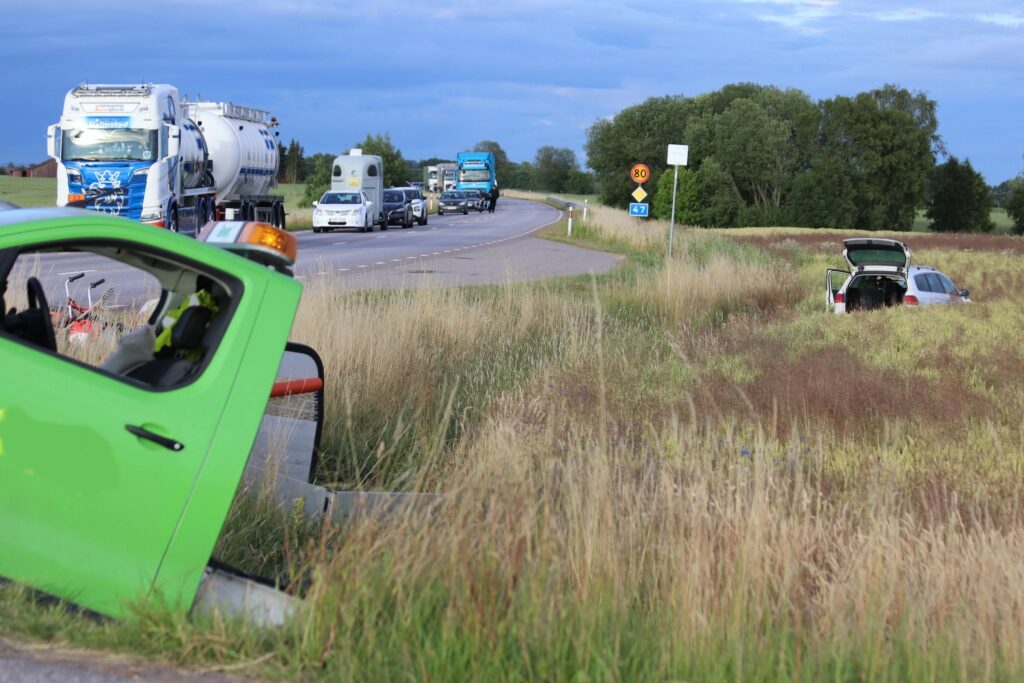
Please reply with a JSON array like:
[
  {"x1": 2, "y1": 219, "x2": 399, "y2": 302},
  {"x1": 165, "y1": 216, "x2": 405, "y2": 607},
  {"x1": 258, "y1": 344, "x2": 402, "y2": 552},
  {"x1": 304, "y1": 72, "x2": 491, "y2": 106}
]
[{"x1": 631, "y1": 186, "x2": 648, "y2": 202}]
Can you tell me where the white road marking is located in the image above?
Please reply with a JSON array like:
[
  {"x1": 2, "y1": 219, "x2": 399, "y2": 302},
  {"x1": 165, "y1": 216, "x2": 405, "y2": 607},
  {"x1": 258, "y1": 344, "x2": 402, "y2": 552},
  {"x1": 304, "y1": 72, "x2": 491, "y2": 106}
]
[
  {"x1": 338, "y1": 268, "x2": 350, "y2": 271},
  {"x1": 390, "y1": 259, "x2": 402, "y2": 262},
  {"x1": 58, "y1": 269, "x2": 96, "y2": 275},
  {"x1": 333, "y1": 241, "x2": 349, "y2": 245},
  {"x1": 374, "y1": 261, "x2": 386, "y2": 265},
  {"x1": 375, "y1": 235, "x2": 387, "y2": 239}
]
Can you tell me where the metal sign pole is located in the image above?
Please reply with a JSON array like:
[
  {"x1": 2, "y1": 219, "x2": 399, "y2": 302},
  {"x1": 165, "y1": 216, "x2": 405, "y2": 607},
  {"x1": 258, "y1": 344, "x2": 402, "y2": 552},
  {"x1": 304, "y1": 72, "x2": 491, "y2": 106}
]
[
  {"x1": 668, "y1": 165, "x2": 679, "y2": 259},
  {"x1": 665, "y1": 144, "x2": 689, "y2": 260}
]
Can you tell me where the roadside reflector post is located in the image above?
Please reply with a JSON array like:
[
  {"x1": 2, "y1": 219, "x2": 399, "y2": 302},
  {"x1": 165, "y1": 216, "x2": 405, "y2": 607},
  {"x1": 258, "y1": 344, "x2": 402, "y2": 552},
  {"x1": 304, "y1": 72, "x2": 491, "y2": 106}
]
[
  {"x1": 583, "y1": 199, "x2": 588, "y2": 222},
  {"x1": 567, "y1": 206, "x2": 574, "y2": 237},
  {"x1": 666, "y1": 144, "x2": 689, "y2": 260}
]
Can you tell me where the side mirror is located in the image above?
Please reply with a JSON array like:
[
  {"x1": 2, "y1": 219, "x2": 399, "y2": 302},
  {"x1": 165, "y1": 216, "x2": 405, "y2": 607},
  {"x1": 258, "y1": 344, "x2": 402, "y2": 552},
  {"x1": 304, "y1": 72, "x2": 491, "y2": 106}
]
[
  {"x1": 311, "y1": 201, "x2": 318, "y2": 208},
  {"x1": 163, "y1": 123, "x2": 180, "y2": 158},
  {"x1": 365, "y1": 200, "x2": 373, "y2": 209},
  {"x1": 46, "y1": 124, "x2": 60, "y2": 159},
  {"x1": 959, "y1": 289, "x2": 970, "y2": 298}
]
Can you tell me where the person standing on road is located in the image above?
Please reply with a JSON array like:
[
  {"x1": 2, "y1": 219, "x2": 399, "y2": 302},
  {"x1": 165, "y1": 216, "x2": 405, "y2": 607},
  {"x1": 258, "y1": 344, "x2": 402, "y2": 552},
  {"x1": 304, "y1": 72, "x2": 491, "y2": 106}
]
[{"x1": 488, "y1": 185, "x2": 499, "y2": 213}]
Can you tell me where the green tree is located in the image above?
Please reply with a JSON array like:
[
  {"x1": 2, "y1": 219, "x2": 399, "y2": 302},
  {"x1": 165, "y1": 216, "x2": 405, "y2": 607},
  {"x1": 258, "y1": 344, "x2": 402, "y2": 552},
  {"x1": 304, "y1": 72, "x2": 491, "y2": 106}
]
[
  {"x1": 684, "y1": 85, "x2": 817, "y2": 215},
  {"x1": 810, "y1": 87, "x2": 937, "y2": 231},
  {"x1": 693, "y1": 158, "x2": 743, "y2": 227},
  {"x1": 282, "y1": 139, "x2": 304, "y2": 184},
  {"x1": 534, "y1": 146, "x2": 578, "y2": 192},
  {"x1": 585, "y1": 95, "x2": 690, "y2": 208},
  {"x1": 503, "y1": 161, "x2": 536, "y2": 190},
  {"x1": 355, "y1": 133, "x2": 408, "y2": 187},
  {"x1": 472, "y1": 141, "x2": 511, "y2": 181},
  {"x1": 563, "y1": 169, "x2": 595, "y2": 196},
  {"x1": 786, "y1": 162, "x2": 857, "y2": 228},
  {"x1": 276, "y1": 142, "x2": 288, "y2": 184},
  {"x1": 653, "y1": 167, "x2": 700, "y2": 223},
  {"x1": 301, "y1": 154, "x2": 334, "y2": 205},
  {"x1": 926, "y1": 157, "x2": 994, "y2": 233},
  {"x1": 1006, "y1": 179, "x2": 1024, "y2": 235}
]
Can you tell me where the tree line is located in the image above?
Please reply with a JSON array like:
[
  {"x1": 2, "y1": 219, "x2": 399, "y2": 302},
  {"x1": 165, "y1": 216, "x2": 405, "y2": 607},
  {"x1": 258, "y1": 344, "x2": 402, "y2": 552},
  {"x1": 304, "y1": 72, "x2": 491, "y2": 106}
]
[
  {"x1": 586, "y1": 83, "x2": 1024, "y2": 234},
  {"x1": 276, "y1": 137, "x2": 598, "y2": 206}
]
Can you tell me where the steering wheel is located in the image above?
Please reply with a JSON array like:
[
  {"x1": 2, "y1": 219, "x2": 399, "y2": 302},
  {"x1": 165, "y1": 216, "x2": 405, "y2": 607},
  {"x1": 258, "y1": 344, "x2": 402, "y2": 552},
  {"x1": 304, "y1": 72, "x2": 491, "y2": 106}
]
[{"x1": 26, "y1": 277, "x2": 57, "y2": 352}]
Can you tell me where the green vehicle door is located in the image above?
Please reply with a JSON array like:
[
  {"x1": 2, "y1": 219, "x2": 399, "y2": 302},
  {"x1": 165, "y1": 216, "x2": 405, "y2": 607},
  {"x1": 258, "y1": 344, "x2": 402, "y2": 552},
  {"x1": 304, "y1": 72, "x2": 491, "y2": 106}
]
[{"x1": 0, "y1": 210, "x2": 301, "y2": 618}]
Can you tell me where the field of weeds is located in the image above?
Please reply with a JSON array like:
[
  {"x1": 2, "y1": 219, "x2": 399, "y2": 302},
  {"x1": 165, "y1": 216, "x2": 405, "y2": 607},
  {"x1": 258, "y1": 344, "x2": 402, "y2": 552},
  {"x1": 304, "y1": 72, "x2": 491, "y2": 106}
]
[{"x1": 3, "y1": 201, "x2": 1024, "y2": 682}]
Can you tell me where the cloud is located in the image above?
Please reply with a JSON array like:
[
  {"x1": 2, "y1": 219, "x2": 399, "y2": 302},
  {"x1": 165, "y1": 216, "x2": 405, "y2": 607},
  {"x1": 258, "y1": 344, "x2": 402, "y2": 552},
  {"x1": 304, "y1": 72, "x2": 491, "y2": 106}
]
[
  {"x1": 973, "y1": 12, "x2": 1024, "y2": 27},
  {"x1": 866, "y1": 8, "x2": 944, "y2": 22}
]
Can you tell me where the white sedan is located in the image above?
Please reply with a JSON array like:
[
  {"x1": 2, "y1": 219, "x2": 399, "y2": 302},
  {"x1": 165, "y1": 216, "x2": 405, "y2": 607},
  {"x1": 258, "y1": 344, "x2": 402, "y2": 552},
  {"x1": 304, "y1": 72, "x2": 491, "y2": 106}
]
[{"x1": 312, "y1": 191, "x2": 375, "y2": 233}]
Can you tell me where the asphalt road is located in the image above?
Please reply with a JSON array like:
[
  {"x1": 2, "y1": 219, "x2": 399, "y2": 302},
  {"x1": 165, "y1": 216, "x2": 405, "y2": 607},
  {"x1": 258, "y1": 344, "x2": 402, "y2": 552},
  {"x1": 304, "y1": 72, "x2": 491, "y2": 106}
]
[{"x1": 23, "y1": 198, "x2": 620, "y2": 311}]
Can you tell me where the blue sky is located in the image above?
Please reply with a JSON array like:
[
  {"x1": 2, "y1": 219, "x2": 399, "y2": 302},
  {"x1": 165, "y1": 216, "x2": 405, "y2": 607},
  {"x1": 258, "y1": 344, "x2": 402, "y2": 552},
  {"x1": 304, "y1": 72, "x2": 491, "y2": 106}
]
[{"x1": 2, "y1": 0, "x2": 1022, "y2": 182}]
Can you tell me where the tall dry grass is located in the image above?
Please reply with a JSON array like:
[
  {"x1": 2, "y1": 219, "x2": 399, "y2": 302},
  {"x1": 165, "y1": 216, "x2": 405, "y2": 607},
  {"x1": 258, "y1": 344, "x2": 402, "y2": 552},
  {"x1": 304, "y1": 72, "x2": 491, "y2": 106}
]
[{"x1": 5, "y1": 204, "x2": 1024, "y2": 681}]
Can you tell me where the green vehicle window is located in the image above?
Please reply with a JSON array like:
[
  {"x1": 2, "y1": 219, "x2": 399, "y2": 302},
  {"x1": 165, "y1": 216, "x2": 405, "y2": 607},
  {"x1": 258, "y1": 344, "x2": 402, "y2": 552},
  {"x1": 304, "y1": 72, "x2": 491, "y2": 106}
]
[{"x1": 0, "y1": 241, "x2": 241, "y2": 390}]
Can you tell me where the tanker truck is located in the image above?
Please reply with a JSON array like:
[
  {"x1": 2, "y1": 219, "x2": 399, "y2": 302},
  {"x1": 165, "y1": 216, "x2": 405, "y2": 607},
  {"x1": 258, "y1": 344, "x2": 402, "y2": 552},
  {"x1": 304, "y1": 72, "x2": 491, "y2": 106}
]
[{"x1": 47, "y1": 83, "x2": 285, "y2": 235}]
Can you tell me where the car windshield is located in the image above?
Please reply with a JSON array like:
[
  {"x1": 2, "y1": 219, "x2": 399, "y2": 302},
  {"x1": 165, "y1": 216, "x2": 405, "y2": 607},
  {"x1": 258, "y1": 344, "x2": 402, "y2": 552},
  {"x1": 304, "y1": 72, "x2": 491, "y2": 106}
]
[
  {"x1": 61, "y1": 127, "x2": 159, "y2": 162},
  {"x1": 384, "y1": 191, "x2": 404, "y2": 202},
  {"x1": 440, "y1": 192, "x2": 459, "y2": 200},
  {"x1": 320, "y1": 192, "x2": 360, "y2": 205},
  {"x1": 459, "y1": 169, "x2": 491, "y2": 183}
]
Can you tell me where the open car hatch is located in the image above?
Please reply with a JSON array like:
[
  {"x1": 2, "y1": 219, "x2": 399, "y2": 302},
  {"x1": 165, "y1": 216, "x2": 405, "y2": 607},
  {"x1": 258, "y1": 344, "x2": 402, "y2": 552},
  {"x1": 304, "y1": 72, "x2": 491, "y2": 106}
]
[{"x1": 842, "y1": 238, "x2": 911, "y2": 273}]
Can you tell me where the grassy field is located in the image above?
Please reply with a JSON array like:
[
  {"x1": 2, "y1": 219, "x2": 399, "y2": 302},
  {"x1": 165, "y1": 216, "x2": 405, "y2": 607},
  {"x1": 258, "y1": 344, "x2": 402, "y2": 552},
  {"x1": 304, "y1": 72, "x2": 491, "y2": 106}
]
[
  {"x1": 3, "y1": 193, "x2": 1024, "y2": 680},
  {"x1": 0, "y1": 175, "x2": 57, "y2": 207}
]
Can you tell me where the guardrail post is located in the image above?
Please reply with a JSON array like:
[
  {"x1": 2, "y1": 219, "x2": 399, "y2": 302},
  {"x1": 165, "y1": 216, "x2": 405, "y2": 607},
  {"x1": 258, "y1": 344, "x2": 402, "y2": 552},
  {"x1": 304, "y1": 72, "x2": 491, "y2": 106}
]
[
  {"x1": 567, "y1": 206, "x2": 574, "y2": 237},
  {"x1": 583, "y1": 199, "x2": 588, "y2": 222}
]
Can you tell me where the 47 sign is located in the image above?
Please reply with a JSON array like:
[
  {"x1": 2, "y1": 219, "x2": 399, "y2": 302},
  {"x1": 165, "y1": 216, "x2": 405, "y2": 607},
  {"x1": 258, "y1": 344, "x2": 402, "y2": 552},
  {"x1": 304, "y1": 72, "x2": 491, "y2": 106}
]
[{"x1": 630, "y1": 163, "x2": 651, "y2": 184}]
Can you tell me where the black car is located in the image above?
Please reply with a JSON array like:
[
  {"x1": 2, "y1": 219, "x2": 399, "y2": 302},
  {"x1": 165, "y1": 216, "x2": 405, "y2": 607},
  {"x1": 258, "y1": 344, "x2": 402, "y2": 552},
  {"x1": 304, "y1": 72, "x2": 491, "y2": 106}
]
[
  {"x1": 437, "y1": 191, "x2": 469, "y2": 215},
  {"x1": 382, "y1": 189, "x2": 413, "y2": 228}
]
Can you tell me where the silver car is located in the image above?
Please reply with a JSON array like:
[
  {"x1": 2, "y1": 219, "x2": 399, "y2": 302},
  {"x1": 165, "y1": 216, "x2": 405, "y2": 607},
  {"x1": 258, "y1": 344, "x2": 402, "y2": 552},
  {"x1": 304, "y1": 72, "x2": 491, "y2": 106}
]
[{"x1": 827, "y1": 238, "x2": 971, "y2": 313}]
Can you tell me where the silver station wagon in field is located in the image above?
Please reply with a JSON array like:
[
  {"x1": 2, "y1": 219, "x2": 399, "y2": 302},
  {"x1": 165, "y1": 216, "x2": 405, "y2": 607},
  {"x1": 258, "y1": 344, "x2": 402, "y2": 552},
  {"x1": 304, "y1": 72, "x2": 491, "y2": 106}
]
[{"x1": 827, "y1": 238, "x2": 971, "y2": 313}]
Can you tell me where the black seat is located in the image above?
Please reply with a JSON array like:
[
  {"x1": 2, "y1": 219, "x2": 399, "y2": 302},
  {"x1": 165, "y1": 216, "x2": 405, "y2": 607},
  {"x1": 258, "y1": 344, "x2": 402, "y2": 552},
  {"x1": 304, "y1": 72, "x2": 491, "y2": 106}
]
[{"x1": 127, "y1": 306, "x2": 212, "y2": 387}]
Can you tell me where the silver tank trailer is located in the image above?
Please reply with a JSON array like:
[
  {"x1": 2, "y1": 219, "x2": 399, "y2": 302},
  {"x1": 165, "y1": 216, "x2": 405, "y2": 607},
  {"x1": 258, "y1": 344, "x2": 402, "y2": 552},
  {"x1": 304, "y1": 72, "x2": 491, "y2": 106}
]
[{"x1": 185, "y1": 101, "x2": 279, "y2": 199}]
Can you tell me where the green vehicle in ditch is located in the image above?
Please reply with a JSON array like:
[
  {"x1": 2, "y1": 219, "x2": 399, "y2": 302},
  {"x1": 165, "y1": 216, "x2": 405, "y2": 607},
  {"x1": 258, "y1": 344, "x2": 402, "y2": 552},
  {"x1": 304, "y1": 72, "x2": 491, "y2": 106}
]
[{"x1": 0, "y1": 208, "x2": 429, "y2": 623}]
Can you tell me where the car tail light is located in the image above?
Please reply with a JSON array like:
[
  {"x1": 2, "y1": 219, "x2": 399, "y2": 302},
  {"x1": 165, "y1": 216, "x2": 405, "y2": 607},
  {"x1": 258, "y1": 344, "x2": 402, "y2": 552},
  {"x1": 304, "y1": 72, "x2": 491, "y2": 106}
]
[
  {"x1": 835, "y1": 292, "x2": 844, "y2": 304},
  {"x1": 904, "y1": 294, "x2": 919, "y2": 306}
]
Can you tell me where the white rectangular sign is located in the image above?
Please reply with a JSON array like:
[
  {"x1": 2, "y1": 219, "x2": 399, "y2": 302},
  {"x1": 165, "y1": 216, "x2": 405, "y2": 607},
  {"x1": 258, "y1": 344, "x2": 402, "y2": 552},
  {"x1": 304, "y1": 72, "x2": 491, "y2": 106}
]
[{"x1": 667, "y1": 144, "x2": 689, "y2": 167}]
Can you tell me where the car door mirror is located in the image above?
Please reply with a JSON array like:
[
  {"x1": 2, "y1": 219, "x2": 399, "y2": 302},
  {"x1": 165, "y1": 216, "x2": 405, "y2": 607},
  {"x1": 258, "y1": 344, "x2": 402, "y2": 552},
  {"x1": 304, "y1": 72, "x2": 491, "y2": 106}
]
[
  {"x1": 311, "y1": 201, "x2": 318, "y2": 208},
  {"x1": 959, "y1": 288, "x2": 970, "y2": 298}
]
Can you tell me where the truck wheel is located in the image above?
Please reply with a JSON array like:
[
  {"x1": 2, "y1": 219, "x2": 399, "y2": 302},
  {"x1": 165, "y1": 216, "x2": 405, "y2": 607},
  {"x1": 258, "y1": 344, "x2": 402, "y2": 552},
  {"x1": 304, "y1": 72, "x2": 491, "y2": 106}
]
[
  {"x1": 169, "y1": 208, "x2": 179, "y2": 233},
  {"x1": 313, "y1": 226, "x2": 322, "y2": 233},
  {"x1": 278, "y1": 204, "x2": 287, "y2": 231}
]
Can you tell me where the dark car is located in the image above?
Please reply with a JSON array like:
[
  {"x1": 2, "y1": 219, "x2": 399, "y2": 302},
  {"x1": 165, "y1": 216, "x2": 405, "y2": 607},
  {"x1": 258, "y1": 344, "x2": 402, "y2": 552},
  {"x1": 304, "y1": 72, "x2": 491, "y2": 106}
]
[
  {"x1": 438, "y1": 191, "x2": 469, "y2": 215},
  {"x1": 382, "y1": 189, "x2": 413, "y2": 228}
]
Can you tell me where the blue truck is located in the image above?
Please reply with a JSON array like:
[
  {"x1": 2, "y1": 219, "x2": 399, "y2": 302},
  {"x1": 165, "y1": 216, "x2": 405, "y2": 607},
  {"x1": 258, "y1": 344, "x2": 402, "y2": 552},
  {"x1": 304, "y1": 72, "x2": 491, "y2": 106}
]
[{"x1": 456, "y1": 151, "x2": 496, "y2": 193}]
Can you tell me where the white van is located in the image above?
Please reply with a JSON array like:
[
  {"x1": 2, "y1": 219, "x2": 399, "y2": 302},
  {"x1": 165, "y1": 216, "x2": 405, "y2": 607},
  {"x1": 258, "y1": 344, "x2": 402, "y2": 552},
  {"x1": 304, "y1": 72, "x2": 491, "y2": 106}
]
[{"x1": 330, "y1": 150, "x2": 385, "y2": 227}]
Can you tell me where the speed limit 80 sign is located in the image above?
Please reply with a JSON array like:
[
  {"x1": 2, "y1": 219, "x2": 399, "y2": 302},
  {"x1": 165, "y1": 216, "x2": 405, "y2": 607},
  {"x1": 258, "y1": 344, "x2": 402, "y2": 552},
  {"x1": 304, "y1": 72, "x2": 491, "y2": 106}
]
[{"x1": 630, "y1": 163, "x2": 652, "y2": 184}]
